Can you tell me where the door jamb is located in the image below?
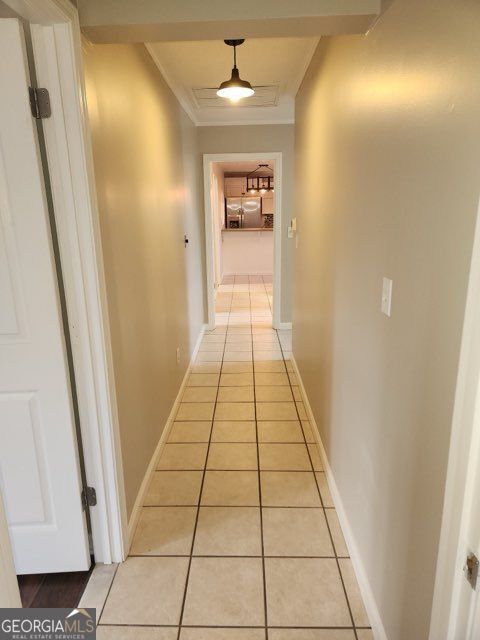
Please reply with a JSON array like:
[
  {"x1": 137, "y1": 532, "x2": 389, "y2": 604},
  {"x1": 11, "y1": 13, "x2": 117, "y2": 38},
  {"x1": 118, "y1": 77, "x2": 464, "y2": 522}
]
[
  {"x1": 2, "y1": 0, "x2": 128, "y2": 569},
  {"x1": 0, "y1": 491, "x2": 21, "y2": 607},
  {"x1": 429, "y1": 195, "x2": 480, "y2": 638},
  {"x1": 203, "y1": 152, "x2": 283, "y2": 329}
]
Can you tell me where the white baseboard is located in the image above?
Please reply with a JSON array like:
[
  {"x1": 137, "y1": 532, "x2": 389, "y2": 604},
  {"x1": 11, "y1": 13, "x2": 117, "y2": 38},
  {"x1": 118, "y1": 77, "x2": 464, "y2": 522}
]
[
  {"x1": 291, "y1": 355, "x2": 388, "y2": 640},
  {"x1": 278, "y1": 322, "x2": 292, "y2": 330},
  {"x1": 127, "y1": 324, "x2": 207, "y2": 547}
]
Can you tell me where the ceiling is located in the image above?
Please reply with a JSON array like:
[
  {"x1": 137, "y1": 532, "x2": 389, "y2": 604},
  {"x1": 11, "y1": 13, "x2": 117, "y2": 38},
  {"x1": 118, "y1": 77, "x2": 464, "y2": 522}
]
[
  {"x1": 146, "y1": 37, "x2": 319, "y2": 126},
  {"x1": 79, "y1": 0, "x2": 381, "y2": 43},
  {"x1": 216, "y1": 160, "x2": 275, "y2": 174}
]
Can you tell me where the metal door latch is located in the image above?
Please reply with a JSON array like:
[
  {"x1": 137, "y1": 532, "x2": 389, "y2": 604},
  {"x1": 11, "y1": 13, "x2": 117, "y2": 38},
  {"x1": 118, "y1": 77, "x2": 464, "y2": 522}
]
[{"x1": 464, "y1": 552, "x2": 479, "y2": 590}]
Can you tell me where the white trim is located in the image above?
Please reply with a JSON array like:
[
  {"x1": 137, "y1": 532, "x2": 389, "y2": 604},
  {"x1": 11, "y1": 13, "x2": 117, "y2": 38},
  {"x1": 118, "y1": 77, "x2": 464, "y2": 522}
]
[
  {"x1": 291, "y1": 354, "x2": 389, "y2": 640},
  {"x1": 203, "y1": 152, "x2": 283, "y2": 329},
  {"x1": 127, "y1": 325, "x2": 207, "y2": 547},
  {"x1": 4, "y1": 0, "x2": 128, "y2": 564},
  {"x1": 429, "y1": 197, "x2": 480, "y2": 639},
  {"x1": 278, "y1": 322, "x2": 292, "y2": 331}
]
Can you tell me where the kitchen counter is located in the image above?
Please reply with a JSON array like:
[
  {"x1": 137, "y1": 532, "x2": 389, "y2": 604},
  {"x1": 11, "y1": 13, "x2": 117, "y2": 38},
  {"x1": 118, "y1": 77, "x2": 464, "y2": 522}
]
[
  {"x1": 221, "y1": 226, "x2": 273, "y2": 274},
  {"x1": 222, "y1": 227, "x2": 273, "y2": 232}
]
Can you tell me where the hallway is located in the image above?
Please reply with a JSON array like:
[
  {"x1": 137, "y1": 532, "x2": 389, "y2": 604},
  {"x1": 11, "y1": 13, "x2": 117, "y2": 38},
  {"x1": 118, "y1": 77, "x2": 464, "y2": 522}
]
[{"x1": 91, "y1": 275, "x2": 372, "y2": 639}]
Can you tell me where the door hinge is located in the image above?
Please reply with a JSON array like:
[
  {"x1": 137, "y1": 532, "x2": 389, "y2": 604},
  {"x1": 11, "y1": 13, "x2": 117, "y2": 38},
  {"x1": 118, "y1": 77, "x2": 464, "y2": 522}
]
[
  {"x1": 29, "y1": 87, "x2": 51, "y2": 119},
  {"x1": 464, "y1": 552, "x2": 479, "y2": 590},
  {"x1": 81, "y1": 486, "x2": 97, "y2": 511}
]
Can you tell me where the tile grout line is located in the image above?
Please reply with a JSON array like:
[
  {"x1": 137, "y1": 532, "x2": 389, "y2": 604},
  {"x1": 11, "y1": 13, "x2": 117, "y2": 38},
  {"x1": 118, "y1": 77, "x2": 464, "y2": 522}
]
[
  {"x1": 151, "y1": 468, "x2": 327, "y2": 473},
  {"x1": 99, "y1": 275, "x2": 369, "y2": 636},
  {"x1": 129, "y1": 554, "x2": 351, "y2": 559},
  {"x1": 175, "y1": 278, "x2": 231, "y2": 640},
  {"x1": 276, "y1": 334, "x2": 360, "y2": 640},
  {"x1": 142, "y1": 503, "x2": 338, "y2": 509},
  {"x1": 250, "y1": 277, "x2": 269, "y2": 640},
  {"x1": 99, "y1": 623, "x2": 368, "y2": 630}
]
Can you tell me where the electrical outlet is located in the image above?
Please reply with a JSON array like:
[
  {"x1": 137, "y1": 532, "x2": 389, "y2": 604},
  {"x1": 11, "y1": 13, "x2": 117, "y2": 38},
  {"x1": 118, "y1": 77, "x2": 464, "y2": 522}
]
[{"x1": 176, "y1": 347, "x2": 180, "y2": 364}]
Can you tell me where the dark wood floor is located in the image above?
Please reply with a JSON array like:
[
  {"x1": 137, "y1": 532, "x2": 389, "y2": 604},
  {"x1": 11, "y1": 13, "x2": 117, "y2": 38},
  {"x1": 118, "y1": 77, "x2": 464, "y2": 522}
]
[{"x1": 18, "y1": 563, "x2": 94, "y2": 608}]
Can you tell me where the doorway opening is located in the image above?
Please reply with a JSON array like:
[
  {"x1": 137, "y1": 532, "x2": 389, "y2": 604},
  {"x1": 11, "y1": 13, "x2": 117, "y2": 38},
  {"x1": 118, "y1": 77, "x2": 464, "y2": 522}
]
[{"x1": 203, "y1": 152, "x2": 283, "y2": 329}]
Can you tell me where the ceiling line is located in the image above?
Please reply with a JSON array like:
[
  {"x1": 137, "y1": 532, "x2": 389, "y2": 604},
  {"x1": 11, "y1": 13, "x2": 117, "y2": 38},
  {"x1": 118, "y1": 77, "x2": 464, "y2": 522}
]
[
  {"x1": 291, "y1": 37, "x2": 320, "y2": 96},
  {"x1": 145, "y1": 42, "x2": 199, "y2": 126}
]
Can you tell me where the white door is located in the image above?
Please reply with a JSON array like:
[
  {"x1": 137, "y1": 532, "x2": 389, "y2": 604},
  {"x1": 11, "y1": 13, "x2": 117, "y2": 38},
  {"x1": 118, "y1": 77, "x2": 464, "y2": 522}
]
[
  {"x1": 0, "y1": 19, "x2": 90, "y2": 574},
  {"x1": 450, "y1": 455, "x2": 480, "y2": 639}
]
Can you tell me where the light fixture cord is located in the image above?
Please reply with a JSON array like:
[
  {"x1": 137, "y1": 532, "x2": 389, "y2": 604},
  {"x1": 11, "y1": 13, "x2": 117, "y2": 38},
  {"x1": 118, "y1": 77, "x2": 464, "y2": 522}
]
[{"x1": 233, "y1": 44, "x2": 237, "y2": 69}]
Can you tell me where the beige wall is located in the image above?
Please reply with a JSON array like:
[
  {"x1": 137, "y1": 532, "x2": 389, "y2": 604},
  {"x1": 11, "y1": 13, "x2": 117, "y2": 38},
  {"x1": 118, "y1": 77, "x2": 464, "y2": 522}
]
[
  {"x1": 197, "y1": 125, "x2": 294, "y2": 323},
  {"x1": 293, "y1": 0, "x2": 480, "y2": 637},
  {"x1": 84, "y1": 43, "x2": 205, "y2": 517}
]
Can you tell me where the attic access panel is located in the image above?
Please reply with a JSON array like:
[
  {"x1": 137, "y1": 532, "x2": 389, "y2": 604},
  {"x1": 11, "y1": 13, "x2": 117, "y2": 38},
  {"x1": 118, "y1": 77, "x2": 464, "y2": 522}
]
[{"x1": 192, "y1": 84, "x2": 279, "y2": 109}]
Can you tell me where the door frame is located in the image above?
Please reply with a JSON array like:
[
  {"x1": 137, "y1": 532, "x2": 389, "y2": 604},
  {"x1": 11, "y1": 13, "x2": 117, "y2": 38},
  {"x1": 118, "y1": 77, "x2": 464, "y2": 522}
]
[
  {"x1": 203, "y1": 152, "x2": 283, "y2": 329},
  {"x1": 429, "y1": 195, "x2": 480, "y2": 638},
  {"x1": 0, "y1": 490, "x2": 21, "y2": 607},
  {"x1": 1, "y1": 0, "x2": 128, "y2": 574}
]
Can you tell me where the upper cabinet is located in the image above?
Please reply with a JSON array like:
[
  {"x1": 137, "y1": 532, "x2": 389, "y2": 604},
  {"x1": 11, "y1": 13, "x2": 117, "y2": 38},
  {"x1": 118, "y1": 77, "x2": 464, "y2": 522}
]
[{"x1": 225, "y1": 177, "x2": 247, "y2": 197}]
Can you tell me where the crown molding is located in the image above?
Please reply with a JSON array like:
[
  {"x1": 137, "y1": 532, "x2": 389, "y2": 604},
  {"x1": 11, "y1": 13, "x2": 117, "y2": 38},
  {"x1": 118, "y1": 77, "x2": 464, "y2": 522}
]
[
  {"x1": 291, "y1": 37, "x2": 320, "y2": 96},
  {"x1": 145, "y1": 43, "x2": 199, "y2": 125},
  {"x1": 196, "y1": 118, "x2": 294, "y2": 127}
]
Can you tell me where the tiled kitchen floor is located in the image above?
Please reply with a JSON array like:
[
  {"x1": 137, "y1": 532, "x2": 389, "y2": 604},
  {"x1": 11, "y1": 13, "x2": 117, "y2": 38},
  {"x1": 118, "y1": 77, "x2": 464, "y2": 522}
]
[{"x1": 88, "y1": 274, "x2": 372, "y2": 639}]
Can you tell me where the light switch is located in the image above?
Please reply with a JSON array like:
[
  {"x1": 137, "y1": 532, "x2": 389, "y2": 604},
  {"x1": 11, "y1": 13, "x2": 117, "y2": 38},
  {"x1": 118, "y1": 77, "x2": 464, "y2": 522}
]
[
  {"x1": 288, "y1": 218, "x2": 296, "y2": 239},
  {"x1": 381, "y1": 277, "x2": 393, "y2": 317}
]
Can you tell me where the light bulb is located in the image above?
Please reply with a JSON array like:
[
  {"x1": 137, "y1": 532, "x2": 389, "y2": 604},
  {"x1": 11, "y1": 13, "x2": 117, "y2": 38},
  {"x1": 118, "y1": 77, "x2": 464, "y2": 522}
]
[{"x1": 217, "y1": 85, "x2": 254, "y2": 102}]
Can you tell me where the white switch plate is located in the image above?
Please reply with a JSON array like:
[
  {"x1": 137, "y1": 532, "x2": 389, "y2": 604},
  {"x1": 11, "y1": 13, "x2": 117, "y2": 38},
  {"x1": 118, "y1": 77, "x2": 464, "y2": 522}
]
[
  {"x1": 381, "y1": 277, "x2": 393, "y2": 317},
  {"x1": 288, "y1": 227, "x2": 294, "y2": 239}
]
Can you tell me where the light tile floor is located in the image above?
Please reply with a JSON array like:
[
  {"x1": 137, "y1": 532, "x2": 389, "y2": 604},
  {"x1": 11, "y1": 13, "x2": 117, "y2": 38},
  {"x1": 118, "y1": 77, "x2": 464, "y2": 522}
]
[{"x1": 91, "y1": 274, "x2": 372, "y2": 639}]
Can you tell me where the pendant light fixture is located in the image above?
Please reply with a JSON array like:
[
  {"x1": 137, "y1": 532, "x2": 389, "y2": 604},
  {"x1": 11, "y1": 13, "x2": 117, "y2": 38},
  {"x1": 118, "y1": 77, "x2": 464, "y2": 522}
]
[
  {"x1": 247, "y1": 164, "x2": 274, "y2": 194},
  {"x1": 217, "y1": 39, "x2": 254, "y2": 103}
]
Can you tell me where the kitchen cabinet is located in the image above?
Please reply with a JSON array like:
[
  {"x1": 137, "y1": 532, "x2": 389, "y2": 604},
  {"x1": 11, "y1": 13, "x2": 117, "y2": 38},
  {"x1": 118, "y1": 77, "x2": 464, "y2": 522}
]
[{"x1": 224, "y1": 177, "x2": 247, "y2": 197}]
